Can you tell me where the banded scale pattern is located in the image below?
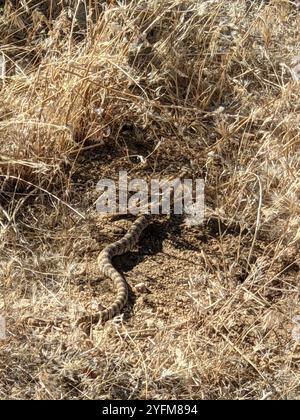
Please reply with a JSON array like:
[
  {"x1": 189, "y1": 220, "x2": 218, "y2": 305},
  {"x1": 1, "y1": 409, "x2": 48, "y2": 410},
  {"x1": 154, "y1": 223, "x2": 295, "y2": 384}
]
[{"x1": 77, "y1": 214, "x2": 152, "y2": 327}]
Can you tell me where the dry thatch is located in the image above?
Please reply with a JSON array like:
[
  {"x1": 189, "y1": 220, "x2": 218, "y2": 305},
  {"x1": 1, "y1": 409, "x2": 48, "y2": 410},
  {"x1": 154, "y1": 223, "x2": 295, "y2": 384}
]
[{"x1": 0, "y1": 0, "x2": 299, "y2": 399}]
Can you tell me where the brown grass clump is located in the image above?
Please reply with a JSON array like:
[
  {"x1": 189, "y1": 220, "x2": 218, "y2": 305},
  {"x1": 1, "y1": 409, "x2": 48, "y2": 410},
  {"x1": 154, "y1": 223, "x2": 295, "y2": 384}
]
[{"x1": 0, "y1": 0, "x2": 299, "y2": 400}]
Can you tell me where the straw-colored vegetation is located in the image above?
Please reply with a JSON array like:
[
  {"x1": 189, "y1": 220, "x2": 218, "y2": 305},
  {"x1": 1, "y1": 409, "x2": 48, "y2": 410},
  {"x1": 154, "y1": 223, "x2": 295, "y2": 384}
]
[{"x1": 0, "y1": 0, "x2": 299, "y2": 399}]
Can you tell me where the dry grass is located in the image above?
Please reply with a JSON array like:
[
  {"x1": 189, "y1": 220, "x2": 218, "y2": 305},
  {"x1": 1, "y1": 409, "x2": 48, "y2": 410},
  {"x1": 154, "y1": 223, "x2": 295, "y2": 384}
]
[{"x1": 0, "y1": 0, "x2": 299, "y2": 400}]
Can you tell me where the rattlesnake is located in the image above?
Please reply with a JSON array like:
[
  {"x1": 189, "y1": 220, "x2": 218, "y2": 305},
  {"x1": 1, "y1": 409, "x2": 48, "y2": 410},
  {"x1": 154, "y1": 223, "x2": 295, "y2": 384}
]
[
  {"x1": 77, "y1": 168, "x2": 189, "y2": 329},
  {"x1": 77, "y1": 213, "x2": 152, "y2": 327}
]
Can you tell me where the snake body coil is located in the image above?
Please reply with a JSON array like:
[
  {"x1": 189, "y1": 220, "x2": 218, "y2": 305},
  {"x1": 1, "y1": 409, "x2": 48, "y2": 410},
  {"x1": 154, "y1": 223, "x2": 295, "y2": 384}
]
[
  {"x1": 78, "y1": 214, "x2": 151, "y2": 326},
  {"x1": 78, "y1": 169, "x2": 188, "y2": 328}
]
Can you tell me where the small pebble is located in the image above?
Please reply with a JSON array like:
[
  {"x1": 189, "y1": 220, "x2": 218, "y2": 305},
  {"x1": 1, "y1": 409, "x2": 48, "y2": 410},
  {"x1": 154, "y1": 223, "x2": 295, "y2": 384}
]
[{"x1": 135, "y1": 282, "x2": 148, "y2": 293}]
